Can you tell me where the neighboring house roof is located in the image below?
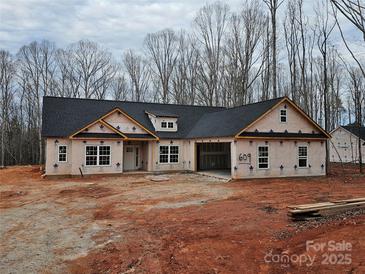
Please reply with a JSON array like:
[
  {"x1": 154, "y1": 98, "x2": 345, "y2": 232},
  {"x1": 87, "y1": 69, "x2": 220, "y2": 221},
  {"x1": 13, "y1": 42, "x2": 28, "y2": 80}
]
[
  {"x1": 342, "y1": 125, "x2": 365, "y2": 140},
  {"x1": 42, "y1": 96, "x2": 329, "y2": 139}
]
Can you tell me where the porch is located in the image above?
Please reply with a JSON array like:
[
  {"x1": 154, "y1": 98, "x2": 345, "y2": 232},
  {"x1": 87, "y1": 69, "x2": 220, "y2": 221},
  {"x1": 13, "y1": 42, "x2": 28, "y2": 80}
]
[{"x1": 123, "y1": 141, "x2": 150, "y2": 172}]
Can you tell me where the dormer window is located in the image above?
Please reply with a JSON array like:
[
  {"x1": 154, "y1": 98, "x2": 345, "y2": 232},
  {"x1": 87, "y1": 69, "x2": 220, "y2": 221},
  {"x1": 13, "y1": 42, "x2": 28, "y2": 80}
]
[
  {"x1": 146, "y1": 110, "x2": 178, "y2": 132},
  {"x1": 280, "y1": 109, "x2": 287, "y2": 123}
]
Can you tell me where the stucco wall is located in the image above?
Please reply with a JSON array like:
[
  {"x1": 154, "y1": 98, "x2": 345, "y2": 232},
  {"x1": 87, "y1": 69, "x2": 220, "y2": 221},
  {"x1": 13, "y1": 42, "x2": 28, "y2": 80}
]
[
  {"x1": 45, "y1": 138, "x2": 124, "y2": 175},
  {"x1": 329, "y1": 127, "x2": 365, "y2": 163},
  {"x1": 232, "y1": 139, "x2": 326, "y2": 179},
  {"x1": 103, "y1": 112, "x2": 147, "y2": 134},
  {"x1": 246, "y1": 102, "x2": 320, "y2": 134},
  {"x1": 71, "y1": 139, "x2": 123, "y2": 175},
  {"x1": 45, "y1": 137, "x2": 327, "y2": 178},
  {"x1": 85, "y1": 122, "x2": 115, "y2": 133},
  {"x1": 148, "y1": 139, "x2": 190, "y2": 171},
  {"x1": 45, "y1": 138, "x2": 73, "y2": 175}
]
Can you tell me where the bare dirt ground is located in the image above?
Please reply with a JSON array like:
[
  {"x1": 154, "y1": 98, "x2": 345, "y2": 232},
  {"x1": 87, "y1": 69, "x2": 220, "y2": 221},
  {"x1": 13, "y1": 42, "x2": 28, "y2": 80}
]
[{"x1": 0, "y1": 164, "x2": 364, "y2": 274}]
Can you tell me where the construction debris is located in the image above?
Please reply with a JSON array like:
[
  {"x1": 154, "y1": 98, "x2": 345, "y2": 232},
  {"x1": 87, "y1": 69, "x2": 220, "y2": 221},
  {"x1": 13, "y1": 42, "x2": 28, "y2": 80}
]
[{"x1": 288, "y1": 198, "x2": 365, "y2": 221}]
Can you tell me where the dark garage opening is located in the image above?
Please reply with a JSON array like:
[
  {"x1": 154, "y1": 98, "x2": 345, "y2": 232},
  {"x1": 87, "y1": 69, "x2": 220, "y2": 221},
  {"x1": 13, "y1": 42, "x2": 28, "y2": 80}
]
[{"x1": 197, "y1": 142, "x2": 231, "y2": 171}]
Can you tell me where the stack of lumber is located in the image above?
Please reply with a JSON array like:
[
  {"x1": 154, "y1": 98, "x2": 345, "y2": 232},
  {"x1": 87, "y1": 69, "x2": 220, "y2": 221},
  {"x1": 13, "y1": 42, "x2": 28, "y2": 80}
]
[{"x1": 288, "y1": 198, "x2": 365, "y2": 221}]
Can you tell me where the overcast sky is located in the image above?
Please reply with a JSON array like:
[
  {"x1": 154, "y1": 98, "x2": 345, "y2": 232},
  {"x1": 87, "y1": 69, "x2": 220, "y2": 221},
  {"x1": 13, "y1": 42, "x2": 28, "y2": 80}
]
[{"x1": 0, "y1": 0, "x2": 363, "y2": 59}]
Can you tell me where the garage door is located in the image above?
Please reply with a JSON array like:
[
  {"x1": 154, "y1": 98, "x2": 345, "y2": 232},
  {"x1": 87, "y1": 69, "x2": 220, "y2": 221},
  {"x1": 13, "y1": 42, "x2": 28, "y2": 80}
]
[{"x1": 197, "y1": 143, "x2": 231, "y2": 170}]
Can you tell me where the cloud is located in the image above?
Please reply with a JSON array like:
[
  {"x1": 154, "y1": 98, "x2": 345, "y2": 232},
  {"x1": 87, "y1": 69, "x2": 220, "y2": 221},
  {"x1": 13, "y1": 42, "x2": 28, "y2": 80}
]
[
  {"x1": 0, "y1": 0, "x2": 238, "y2": 55},
  {"x1": 0, "y1": 0, "x2": 362, "y2": 63}
]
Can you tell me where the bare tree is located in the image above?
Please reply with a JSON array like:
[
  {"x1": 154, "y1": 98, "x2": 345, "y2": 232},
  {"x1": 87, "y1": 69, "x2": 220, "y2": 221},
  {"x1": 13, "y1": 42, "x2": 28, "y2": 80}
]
[
  {"x1": 348, "y1": 67, "x2": 364, "y2": 171},
  {"x1": 171, "y1": 31, "x2": 200, "y2": 104},
  {"x1": 331, "y1": 0, "x2": 365, "y2": 173},
  {"x1": 55, "y1": 48, "x2": 81, "y2": 97},
  {"x1": 225, "y1": 1, "x2": 266, "y2": 106},
  {"x1": 331, "y1": 0, "x2": 365, "y2": 40},
  {"x1": 263, "y1": 0, "x2": 284, "y2": 98},
  {"x1": 144, "y1": 29, "x2": 178, "y2": 103},
  {"x1": 260, "y1": 16, "x2": 272, "y2": 101},
  {"x1": 315, "y1": 0, "x2": 337, "y2": 174},
  {"x1": 123, "y1": 49, "x2": 150, "y2": 102},
  {"x1": 0, "y1": 50, "x2": 15, "y2": 167},
  {"x1": 284, "y1": 0, "x2": 299, "y2": 101},
  {"x1": 69, "y1": 40, "x2": 117, "y2": 99},
  {"x1": 194, "y1": 1, "x2": 229, "y2": 106},
  {"x1": 111, "y1": 74, "x2": 129, "y2": 101},
  {"x1": 17, "y1": 40, "x2": 57, "y2": 166}
]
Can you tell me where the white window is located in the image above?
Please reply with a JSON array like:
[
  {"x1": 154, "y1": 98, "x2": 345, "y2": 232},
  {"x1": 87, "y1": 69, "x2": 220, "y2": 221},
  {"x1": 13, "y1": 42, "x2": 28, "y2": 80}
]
[
  {"x1": 85, "y1": 145, "x2": 111, "y2": 166},
  {"x1": 159, "y1": 145, "x2": 169, "y2": 163},
  {"x1": 58, "y1": 145, "x2": 67, "y2": 162},
  {"x1": 86, "y1": 146, "x2": 98, "y2": 166},
  {"x1": 159, "y1": 145, "x2": 179, "y2": 164},
  {"x1": 168, "y1": 122, "x2": 174, "y2": 128},
  {"x1": 258, "y1": 146, "x2": 269, "y2": 169},
  {"x1": 280, "y1": 109, "x2": 287, "y2": 123},
  {"x1": 169, "y1": 146, "x2": 179, "y2": 163},
  {"x1": 161, "y1": 121, "x2": 167, "y2": 128},
  {"x1": 298, "y1": 146, "x2": 308, "y2": 168}
]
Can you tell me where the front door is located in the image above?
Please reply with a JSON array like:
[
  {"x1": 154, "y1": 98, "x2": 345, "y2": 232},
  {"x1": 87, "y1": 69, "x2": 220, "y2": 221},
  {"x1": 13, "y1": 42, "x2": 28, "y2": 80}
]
[{"x1": 123, "y1": 145, "x2": 140, "y2": 171}]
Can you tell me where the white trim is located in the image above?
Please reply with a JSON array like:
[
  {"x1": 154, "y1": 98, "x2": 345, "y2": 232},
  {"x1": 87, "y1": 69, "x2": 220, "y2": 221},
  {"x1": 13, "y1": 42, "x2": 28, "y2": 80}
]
[
  {"x1": 158, "y1": 144, "x2": 180, "y2": 164},
  {"x1": 298, "y1": 145, "x2": 308, "y2": 168},
  {"x1": 169, "y1": 145, "x2": 179, "y2": 164},
  {"x1": 279, "y1": 108, "x2": 287, "y2": 123},
  {"x1": 84, "y1": 145, "x2": 112, "y2": 167},
  {"x1": 57, "y1": 145, "x2": 67, "y2": 163},
  {"x1": 257, "y1": 145, "x2": 269, "y2": 170}
]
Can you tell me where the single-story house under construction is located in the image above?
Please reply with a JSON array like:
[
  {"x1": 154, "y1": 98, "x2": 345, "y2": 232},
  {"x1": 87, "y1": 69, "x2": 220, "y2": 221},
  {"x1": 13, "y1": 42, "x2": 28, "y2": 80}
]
[{"x1": 42, "y1": 96, "x2": 331, "y2": 179}]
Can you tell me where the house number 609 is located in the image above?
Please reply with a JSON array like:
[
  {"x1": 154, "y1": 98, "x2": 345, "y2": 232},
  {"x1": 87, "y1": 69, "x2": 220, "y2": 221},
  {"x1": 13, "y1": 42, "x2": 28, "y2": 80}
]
[{"x1": 239, "y1": 153, "x2": 251, "y2": 161}]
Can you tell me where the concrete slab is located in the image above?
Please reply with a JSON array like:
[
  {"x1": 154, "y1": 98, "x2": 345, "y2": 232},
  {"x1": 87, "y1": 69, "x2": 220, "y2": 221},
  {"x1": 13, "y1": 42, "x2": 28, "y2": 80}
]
[{"x1": 197, "y1": 169, "x2": 231, "y2": 181}]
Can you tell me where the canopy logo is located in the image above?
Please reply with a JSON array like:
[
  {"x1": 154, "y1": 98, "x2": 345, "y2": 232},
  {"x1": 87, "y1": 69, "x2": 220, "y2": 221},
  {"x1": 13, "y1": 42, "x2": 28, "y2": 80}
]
[
  {"x1": 264, "y1": 240, "x2": 352, "y2": 267},
  {"x1": 264, "y1": 250, "x2": 315, "y2": 267}
]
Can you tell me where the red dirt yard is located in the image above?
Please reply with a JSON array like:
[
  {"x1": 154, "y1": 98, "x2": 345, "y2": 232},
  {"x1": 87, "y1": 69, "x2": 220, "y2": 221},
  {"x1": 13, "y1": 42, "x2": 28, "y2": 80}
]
[{"x1": 0, "y1": 164, "x2": 364, "y2": 274}]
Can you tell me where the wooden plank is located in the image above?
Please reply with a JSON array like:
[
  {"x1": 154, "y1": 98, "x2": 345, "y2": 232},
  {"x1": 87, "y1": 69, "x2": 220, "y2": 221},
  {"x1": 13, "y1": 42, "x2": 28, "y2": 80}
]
[
  {"x1": 331, "y1": 198, "x2": 365, "y2": 204},
  {"x1": 289, "y1": 202, "x2": 365, "y2": 215},
  {"x1": 317, "y1": 203, "x2": 365, "y2": 215},
  {"x1": 288, "y1": 202, "x2": 334, "y2": 210},
  {"x1": 288, "y1": 198, "x2": 365, "y2": 210}
]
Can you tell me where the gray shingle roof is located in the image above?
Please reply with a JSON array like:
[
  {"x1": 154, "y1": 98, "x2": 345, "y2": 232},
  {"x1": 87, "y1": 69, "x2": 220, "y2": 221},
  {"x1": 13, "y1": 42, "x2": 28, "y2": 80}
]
[
  {"x1": 343, "y1": 125, "x2": 365, "y2": 140},
  {"x1": 41, "y1": 96, "x2": 286, "y2": 139},
  {"x1": 42, "y1": 97, "x2": 224, "y2": 138},
  {"x1": 145, "y1": 110, "x2": 179, "y2": 118},
  {"x1": 186, "y1": 97, "x2": 284, "y2": 138}
]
